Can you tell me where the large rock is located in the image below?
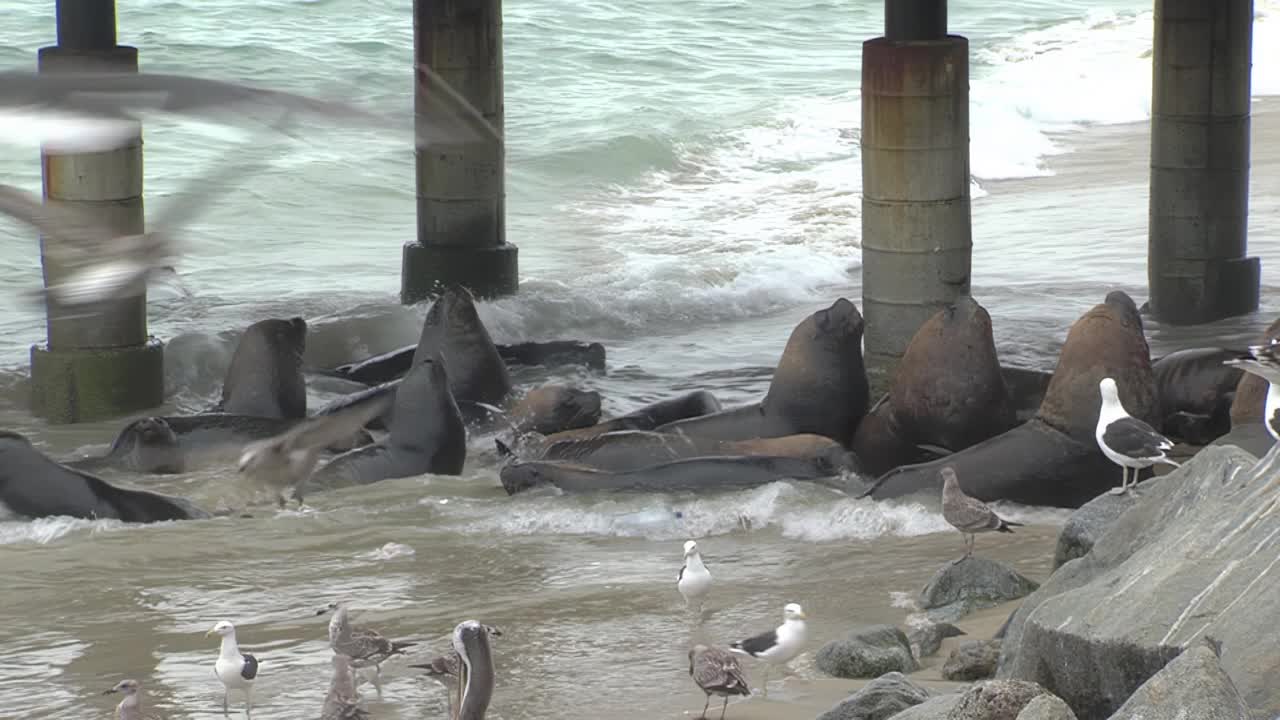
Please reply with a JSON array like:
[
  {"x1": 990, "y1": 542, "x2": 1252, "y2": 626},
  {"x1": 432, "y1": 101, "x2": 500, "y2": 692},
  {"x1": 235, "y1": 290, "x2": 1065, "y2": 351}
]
[
  {"x1": 885, "y1": 694, "x2": 961, "y2": 719},
  {"x1": 998, "y1": 445, "x2": 1280, "y2": 719},
  {"x1": 816, "y1": 672, "x2": 930, "y2": 720},
  {"x1": 942, "y1": 639, "x2": 1002, "y2": 681},
  {"x1": 817, "y1": 625, "x2": 919, "y2": 679},
  {"x1": 1108, "y1": 637, "x2": 1249, "y2": 720},
  {"x1": 908, "y1": 621, "x2": 966, "y2": 659},
  {"x1": 1052, "y1": 492, "x2": 1136, "y2": 570},
  {"x1": 1015, "y1": 695, "x2": 1077, "y2": 720},
  {"x1": 950, "y1": 680, "x2": 1048, "y2": 720},
  {"x1": 918, "y1": 556, "x2": 1039, "y2": 623}
]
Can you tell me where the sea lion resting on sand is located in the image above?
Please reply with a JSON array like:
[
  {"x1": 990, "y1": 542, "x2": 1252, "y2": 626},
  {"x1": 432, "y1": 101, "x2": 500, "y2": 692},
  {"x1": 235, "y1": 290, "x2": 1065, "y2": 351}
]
[
  {"x1": 307, "y1": 352, "x2": 467, "y2": 491},
  {"x1": 508, "y1": 430, "x2": 848, "y2": 473},
  {"x1": 0, "y1": 431, "x2": 209, "y2": 523},
  {"x1": 863, "y1": 290, "x2": 1162, "y2": 508},
  {"x1": 499, "y1": 451, "x2": 865, "y2": 496},
  {"x1": 212, "y1": 316, "x2": 308, "y2": 419},
  {"x1": 852, "y1": 296, "x2": 1016, "y2": 476},
  {"x1": 655, "y1": 298, "x2": 870, "y2": 444}
]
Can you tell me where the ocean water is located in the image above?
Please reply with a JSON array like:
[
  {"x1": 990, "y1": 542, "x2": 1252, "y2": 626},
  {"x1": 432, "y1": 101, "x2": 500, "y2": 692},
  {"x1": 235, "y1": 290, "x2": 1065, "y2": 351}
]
[{"x1": 0, "y1": 2, "x2": 1277, "y2": 719}]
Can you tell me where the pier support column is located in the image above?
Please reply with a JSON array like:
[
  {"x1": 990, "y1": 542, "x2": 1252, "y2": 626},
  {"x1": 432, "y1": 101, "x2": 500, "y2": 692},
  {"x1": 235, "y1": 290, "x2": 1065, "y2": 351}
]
[
  {"x1": 860, "y1": 0, "x2": 972, "y2": 391},
  {"x1": 1147, "y1": 0, "x2": 1257, "y2": 325},
  {"x1": 402, "y1": 0, "x2": 518, "y2": 304},
  {"x1": 29, "y1": 0, "x2": 164, "y2": 424}
]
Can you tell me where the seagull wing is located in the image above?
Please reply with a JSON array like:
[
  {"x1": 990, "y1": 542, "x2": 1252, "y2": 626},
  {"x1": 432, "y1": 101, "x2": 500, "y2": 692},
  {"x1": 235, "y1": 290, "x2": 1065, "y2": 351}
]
[
  {"x1": 413, "y1": 63, "x2": 501, "y2": 147},
  {"x1": 0, "y1": 183, "x2": 114, "y2": 263},
  {"x1": 281, "y1": 393, "x2": 393, "y2": 454},
  {"x1": 1102, "y1": 416, "x2": 1174, "y2": 459}
]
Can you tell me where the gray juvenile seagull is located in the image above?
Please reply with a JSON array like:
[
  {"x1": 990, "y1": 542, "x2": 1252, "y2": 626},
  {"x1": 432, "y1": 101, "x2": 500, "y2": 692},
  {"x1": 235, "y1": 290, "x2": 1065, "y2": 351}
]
[
  {"x1": 238, "y1": 391, "x2": 393, "y2": 508},
  {"x1": 688, "y1": 644, "x2": 750, "y2": 720},
  {"x1": 320, "y1": 654, "x2": 370, "y2": 720},
  {"x1": 1095, "y1": 377, "x2": 1181, "y2": 494},
  {"x1": 319, "y1": 602, "x2": 418, "y2": 697},
  {"x1": 102, "y1": 679, "x2": 165, "y2": 720},
  {"x1": 940, "y1": 466, "x2": 1022, "y2": 558}
]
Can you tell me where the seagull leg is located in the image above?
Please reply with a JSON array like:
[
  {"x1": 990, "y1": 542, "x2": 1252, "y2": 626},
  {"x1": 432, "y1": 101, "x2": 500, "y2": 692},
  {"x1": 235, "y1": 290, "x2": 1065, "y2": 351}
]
[
  {"x1": 245, "y1": 686, "x2": 253, "y2": 718},
  {"x1": 700, "y1": 694, "x2": 710, "y2": 718},
  {"x1": 720, "y1": 696, "x2": 730, "y2": 720},
  {"x1": 373, "y1": 662, "x2": 384, "y2": 698},
  {"x1": 760, "y1": 665, "x2": 770, "y2": 698},
  {"x1": 1110, "y1": 467, "x2": 1128, "y2": 495},
  {"x1": 222, "y1": 691, "x2": 229, "y2": 715}
]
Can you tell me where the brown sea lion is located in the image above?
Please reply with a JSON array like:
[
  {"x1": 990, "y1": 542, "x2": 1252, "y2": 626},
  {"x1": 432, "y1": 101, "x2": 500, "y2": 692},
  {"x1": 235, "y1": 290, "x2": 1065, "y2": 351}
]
[
  {"x1": 656, "y1": 298, "x2": 870, "y2": 443},
  {"x1": 214, "y1": 317, "x2": 307, "y2": 418},
  {"x1": 851, "y1": 296, "x2": 1015, "y2": 476},
  {"x1": 411, "y1": 286, "x2": 512, "y2": 410},
  {"x1": 322, "y1": 339, "x2": 607, "y2": 386},
  {"x1": 512, "y1": 430, "x2": 844, "y2": 472},
  {"x1": 507, "y1": 385, "x2": 603, "y2": 435},
  {"x1": 1151, "y1": 347, "x2": 1243, "y2": 444},
  {"x1": 536, "y1": 391, "x2": 723, "y2": 444},
  {"x1": 863, "y1": 291, "x2": 1160, "y2": 508},
  {"x1": 1230, "y1": 316, "x2": 1280, "y2": 428}
]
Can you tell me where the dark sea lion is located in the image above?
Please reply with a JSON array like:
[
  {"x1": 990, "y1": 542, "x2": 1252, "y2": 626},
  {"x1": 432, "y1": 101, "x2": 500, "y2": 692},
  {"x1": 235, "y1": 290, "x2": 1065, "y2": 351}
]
[
  {"x1": 852, "y1": 296, "x2": 1015, "y2": 475},
  {"x1": 1230, "y1": 316, "x2": 1280, "y2": 428},
  {"x1": 538, "y1": 391, "x2": 723, "y2": 444},
  {"x1": 1001, "y1": 365, "x2": 1053, "y2": 423},
  {"x1": 522, "y1": 430, "x2": 845, "y2": 473},
  {"x1": 1151, "y1": 347, "x2": 1243, "y2": 444},
  {"x1": 308, "y1": 352, "x2": 467, "y2": 490},
  {"x1": 0, "y1": 431, "x2": 209, "y2": 522},
  {"x1": 864, "y1": 291, "x2": 1160, "y2": 508},
  {"x1": 64, "y1": 417, "x2": 185, "y2": 474},
  {"x1": 656, "y1": 298, "x2": 870, "y2": 443},
  {"x1": 507, "y1": 385, "x2": 602, "y2": 435},
  {"x1": 325, "y1": 340, "x2": 608, "y2": 386},
  {"x1": 412, "y1": 286, "x2": 512, "y2": 410},
  {"x1": 499, "y1": 451, "x2": 865, "y2": 496},
  {"x1": 215, "y1": 316, "x2": 308, "y2": 419}
]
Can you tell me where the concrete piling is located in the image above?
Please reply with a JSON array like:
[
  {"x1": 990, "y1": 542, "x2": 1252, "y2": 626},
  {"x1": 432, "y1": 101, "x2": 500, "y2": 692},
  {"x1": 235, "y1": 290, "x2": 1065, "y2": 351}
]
[
  {"x1": 860, "y1": 0, "x2": 972, "y2": 390},
  {"x1": 402, "y1": 0, "x2": 518, "y2": 304},
  {"x1": 1147, "y1": 0, "x2": 1258, "y2": 325},
  {"x1": 29, "y1": 0, "x2": 164, "y2": 424}
]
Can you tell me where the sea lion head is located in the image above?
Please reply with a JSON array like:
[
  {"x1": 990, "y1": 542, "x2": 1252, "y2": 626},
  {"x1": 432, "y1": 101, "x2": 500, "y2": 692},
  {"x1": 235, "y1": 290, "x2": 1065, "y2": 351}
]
[
  {"x1": 811, "y1": 297, "x2": 865, "y2": 341},
  {"x1": 498, "y1": 461, "x2": 551, "y2": 495},
  {"x1": 1105, "y1": 290, "x2": 1144, "y2": 335},
  {"x1": 516, "y1": 386, "x2": 602, "y2": 435},
  {"x1": 434, "y1": 285, "x2": 482, "y2": 332},
  {"x1": 129, "y1": 417, "x2": 179, "y2": 448}
]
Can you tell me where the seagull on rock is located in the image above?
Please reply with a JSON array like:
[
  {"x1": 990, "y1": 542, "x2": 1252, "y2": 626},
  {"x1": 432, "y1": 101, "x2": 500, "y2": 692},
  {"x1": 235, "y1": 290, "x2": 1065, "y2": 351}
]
[
  {"x1": 688, "y1": 644, "x2": 750, "y2": 719},
  {"x1": 677, "y1": 540, "x2": 712, "y2": 611},
  {"x1": 729, "y1": 602, "x2": 808, "y2": 698},
  {"x1": 103, "y1": 679, "x2": 164, "y2": 720},
  {"x1": 206, "y1": 620, "x2": 259, "y2": 717},
  {"x1": 1224, "y1": 340, "x2": 1280, "y2": 463},
  {"x1": 319, "y1": 602, "x2": 417, "y2": 697},
  {"x1": 1096, "y1": 377, "x2": 1181, "y2": 494},
  {"x1": 940, "y1": 466, "x2": 1022, "y2": 558}
]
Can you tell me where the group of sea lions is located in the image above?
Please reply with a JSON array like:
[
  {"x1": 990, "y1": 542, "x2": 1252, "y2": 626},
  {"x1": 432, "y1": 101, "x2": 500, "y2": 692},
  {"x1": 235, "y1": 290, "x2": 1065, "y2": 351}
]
[{"x1": 0, "y1": 285, "x2": 1273, "y2": 525}]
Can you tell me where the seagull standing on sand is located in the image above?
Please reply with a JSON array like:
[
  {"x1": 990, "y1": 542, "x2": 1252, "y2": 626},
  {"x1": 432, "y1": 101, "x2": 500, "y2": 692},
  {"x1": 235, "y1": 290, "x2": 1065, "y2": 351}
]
[
  {"x1": 206, "y1": 620, "x2": 259, "y2": 717},
  {"x1": 940, "y1": 466, "x2": 1022, "y2": 558},
  {"x1": 238, "y1": 393, "x2": 393, "y2": 508},
  {"x1": 729, "y1": 602, "x2": 808, "y2": 698},
  {"x1": 320, "y1": 655, "x2": 369, "y2": 720},
  {"x1": 688, "y1": 644, "x2": 750, "y2": 719},
  {"x1": 1095, "y1": 377, "x2": 1181, "y2": 494},
  {"x1": 1224, "y1": 340, "x2": 1280, "y2": 461},
  {"x1": 320, "y1": 602, "x2": 417, "y2": 697},
  {"x1": 103, "y1": 679, "x2": 164, "y2": 720},
  {"x1": 677, "y1": 540, "x2": 712, "y2": 610}
]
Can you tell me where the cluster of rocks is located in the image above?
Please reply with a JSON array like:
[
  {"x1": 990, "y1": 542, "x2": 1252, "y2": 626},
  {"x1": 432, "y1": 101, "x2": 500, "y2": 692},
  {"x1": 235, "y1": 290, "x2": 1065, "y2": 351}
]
[{"x1": 811, "y1": 444, "x2": 1275, "y2": 720}]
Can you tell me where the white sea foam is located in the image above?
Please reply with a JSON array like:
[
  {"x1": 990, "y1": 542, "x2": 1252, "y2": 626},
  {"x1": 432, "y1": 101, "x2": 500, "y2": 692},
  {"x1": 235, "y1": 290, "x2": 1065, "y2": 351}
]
[{"x1": 0, "y1": 515, "x2": 126, "y2": 546}]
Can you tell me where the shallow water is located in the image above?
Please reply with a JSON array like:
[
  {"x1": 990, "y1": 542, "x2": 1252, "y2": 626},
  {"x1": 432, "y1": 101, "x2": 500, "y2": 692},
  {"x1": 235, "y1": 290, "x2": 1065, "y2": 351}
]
[{"x1": 0, "y1": 0, "x2": 1279, "y2": 718}]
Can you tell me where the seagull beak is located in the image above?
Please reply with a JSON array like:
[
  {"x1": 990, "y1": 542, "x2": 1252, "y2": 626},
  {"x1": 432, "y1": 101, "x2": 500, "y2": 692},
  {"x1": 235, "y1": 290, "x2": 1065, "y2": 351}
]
[
  {"x1": 102, "y1": 688, "x2": 117, "y2": 695},
  {"x1": 205, "y1": 629, "x2": 215, "y2": 637},
  {"x1": 796, "y1": 610, "x2": 808, "y2": 620}
]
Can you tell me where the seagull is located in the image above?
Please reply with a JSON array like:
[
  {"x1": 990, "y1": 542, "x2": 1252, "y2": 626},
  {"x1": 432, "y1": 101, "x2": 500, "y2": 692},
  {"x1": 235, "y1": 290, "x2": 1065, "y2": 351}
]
[
  {"x1": 102, "y1": 679, "x2": 164, "y2": 720},
  {"x1": 320, "y1": 655, "x2": 369, "y2": 720},
  {"x1": 1096, "y1": 377, "x2": 1181, "y2": 494},
  {"x1": 688, "y1": 645, "x2": 750, "y2": 720},
  {"x1": 409, "y1": 624, "x2": 504, "y2": 718},
  {"x1": 940, "y1": 466, "x2": 1022, "y2": 558},
  {"x1": 238, "y1": 392, "x2": 393, "y2": 508},
  {"x1": 1224, "y1": 340, "x2": 1280, "y2": 461},
  {"x1": 728, "y1": 602, "x2": 808, "y2": 698},
  {"x1": 319, "y1": 602, "x2": 417, "y2": 697},
  {"x1": 206, "y1": 620, "x2": 259, "y2": 717},
  {"x1": 677, "y1": 540, "x2": 712, "y2": 611}
]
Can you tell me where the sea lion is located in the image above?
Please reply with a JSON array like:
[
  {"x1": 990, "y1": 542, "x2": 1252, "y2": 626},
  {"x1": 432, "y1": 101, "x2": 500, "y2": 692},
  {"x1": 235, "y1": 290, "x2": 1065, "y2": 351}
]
[
  {"x1": 1151, "y1": 347, "x2": 1243, "y2": 444},
  {"x1": 1230, "y1": 316, "x2": 1280, "y2": 428},
  {"x1": 412, "y1": 286, "x2": 512, "y2": 411},
  {"x1": 499, "y1": 450, "x2": 865, "y2": 496},
  {"x1": 656, "y1": 298, "x2": 870, "y2": 443},
  {"x1": 535, "y1": 391, "x2": 723, "y2": 444},
  {"x1": 65, "y1": 413, "x2": 373, "y2": 475},
  {"x1": 1001, "y1": 365, "x2": 1053, "y2": 423},
  {"x1": 0, "y1": 431, "x2": 210, "y2": 522},
  {"x1": 324, "y1": 340, "x2": 608, "y2": 386},
  {"x1": 852, "y1": 296, "x2": 1016, "y2": 476},
  {"x1": 507, "y1": 385, "x2": 602, "y2": 435},
  {"x1": 514, "y1": 430, "x2": 845, "y2": 473},
  {"x1": 308, "y1": 352, "x2": 467, "y2": 490},
  {"x1": 863, "y1": 291, "x2": 1160, "y2": 508},
  {"x1": 214, "y1": 317, "x2": 308, "y2": 419}
]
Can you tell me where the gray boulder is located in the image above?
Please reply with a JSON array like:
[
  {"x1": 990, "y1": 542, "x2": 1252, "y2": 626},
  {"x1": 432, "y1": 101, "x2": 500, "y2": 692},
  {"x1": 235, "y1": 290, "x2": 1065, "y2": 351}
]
[
  {"x1": 998, "y1": 445, "x2": 1280, "y2": 719},
  {"x1": 918, "y1": 556, "x2": 1039, "y2": 623},
  {"x1": 1052, "y1": 492, "x2": 1136, "y2": 570},
  {"x1": 949, "y1": 680, "x2": 1048, "y2": 720},
  {"x1": 886, "y1": 694, "x2": 961, "y2": 719},
  {"x1": 1108, "y1": 638, "x2": 1249, "y2": 720},
  {"x1": 942, "y1": 639, "x2": 1002, "y2": 681},
  {"x1": 908, "y1": 621, "x2": 966, "y2": 659},
  {"x1": 1015, "y1": 695, "x2": 1077, "y2": 720},
  {"x1": 817, "y1": 625, "x2": 919, "y2": 679},
  {"x1": 816, "y1": 672, "x2": 929, "y2": 720}
]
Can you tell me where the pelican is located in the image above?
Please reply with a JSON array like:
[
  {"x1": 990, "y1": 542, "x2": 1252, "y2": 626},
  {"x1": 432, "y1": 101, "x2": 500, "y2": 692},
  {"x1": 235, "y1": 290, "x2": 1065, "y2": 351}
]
[{"x1": 453, "y1": 620, "x2": 496, "y2": 720}]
